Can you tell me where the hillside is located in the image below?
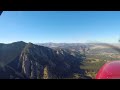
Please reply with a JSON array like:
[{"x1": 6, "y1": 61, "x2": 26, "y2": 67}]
[
  {"x1": 1, "y1": 42, "x2": 120, "y2": 79},
  {"x1": 39, "y1": 43, "x2": 120, "y2": 78},
  {"x1": 0, "y1": 41, "x2": 90, "y2": 79}
]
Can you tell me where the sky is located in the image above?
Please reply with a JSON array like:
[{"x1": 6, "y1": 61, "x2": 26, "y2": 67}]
[{"x1": 0, "y1": 11, "x2": 120, "y2": 43}]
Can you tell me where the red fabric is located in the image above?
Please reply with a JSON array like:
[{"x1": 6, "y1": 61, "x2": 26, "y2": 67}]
[{"x1": 96, "y1": 61, "x2": 120, "y2": 79}]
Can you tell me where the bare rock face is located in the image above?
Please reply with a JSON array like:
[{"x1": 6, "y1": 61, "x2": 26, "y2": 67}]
[
  {"x1": 21, "y1": 53, "x2": 31, "y2": 78},
  {"x1": 19, "y1": 43, "x2": 55, "y2": 79},
  {"x1": 19, "y1": 43, "x2": 42, "y2": 79},
  {"x1": 30, "y1": 60, "x2": 37, "y2": 79}
]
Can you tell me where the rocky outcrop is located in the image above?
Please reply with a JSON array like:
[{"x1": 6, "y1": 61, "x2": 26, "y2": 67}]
[{"x1": 21, "y1": 53, "x2": 31, "y2": 78}]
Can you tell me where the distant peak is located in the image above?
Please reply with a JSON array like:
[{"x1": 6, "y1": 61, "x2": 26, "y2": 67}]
[
  {"x1": 18, "y1": 41, "x2": 25, "y2": 43},
  {"x1": 28, "y1": 42, "x2": 33, "y2": 44},
  {"x1": 25, "y1": 42, "x2": 35, "y2": 48},
  {"x1": 11, "y1": 41, "x2": 26, "y2": 44},
  {"x1": 28, "y1": 42, "x2": 34, "y2": 46}
]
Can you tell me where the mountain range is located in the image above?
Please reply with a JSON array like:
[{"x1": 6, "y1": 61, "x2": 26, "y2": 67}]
[
  {"x1": 0, "y1": 41, "x2": 120, "y2": 79},
  {"x1": 0, "y1": 41, "x2": 90, "y2": 79}
]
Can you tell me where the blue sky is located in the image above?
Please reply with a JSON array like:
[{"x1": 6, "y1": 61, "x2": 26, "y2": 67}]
[{"x1": 0, "y1": 11, "x2": 120, "y2": 43}]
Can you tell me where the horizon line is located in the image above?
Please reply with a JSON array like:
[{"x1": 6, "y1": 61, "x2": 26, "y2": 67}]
[{"x1": 0, "y1": 41, "x2": 119, "y2": 44}]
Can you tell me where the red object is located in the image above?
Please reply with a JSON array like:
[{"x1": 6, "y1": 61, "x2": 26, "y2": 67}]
[{"x1": 96, "y1": 60, "x2": 120, "y2": 79}]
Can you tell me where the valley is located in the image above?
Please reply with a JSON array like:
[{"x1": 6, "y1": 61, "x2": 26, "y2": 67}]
[{"x1": 40, "y1": 43, "x2": 120, "y2": 79}]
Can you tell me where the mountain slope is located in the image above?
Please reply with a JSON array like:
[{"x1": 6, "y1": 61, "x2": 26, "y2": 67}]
[
  {"x1": 0, "y1": 41, "x2": 88, "y2": 79},
  {"x1": 0, "y1": 41, "x2": 26, "y2": 67},
  {"x1": 20, "y1": 43, "x2": 85, "y2": 79}
]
